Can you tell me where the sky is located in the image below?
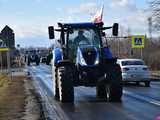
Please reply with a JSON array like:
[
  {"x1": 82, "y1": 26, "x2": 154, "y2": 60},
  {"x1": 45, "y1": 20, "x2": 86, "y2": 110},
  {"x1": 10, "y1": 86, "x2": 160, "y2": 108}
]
[{"x1": 0, "y1": 0, "x2": 149, "y2": 48}]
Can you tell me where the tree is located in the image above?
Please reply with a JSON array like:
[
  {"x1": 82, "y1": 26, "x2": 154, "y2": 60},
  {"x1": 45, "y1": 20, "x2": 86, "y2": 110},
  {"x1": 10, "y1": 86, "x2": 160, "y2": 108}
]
[{"x1": 149, "y1": 0, "x2": 160, "y2": 31}]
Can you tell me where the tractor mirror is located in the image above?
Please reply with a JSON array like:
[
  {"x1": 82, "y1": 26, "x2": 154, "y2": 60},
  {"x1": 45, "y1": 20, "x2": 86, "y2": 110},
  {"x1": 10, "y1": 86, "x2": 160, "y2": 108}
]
[
  {"x1": 48, "y1": 26, "x2": 55, "y2": 39},
  {"x1": 112, "y1": 23, "x2": 119, "y2": 36}
]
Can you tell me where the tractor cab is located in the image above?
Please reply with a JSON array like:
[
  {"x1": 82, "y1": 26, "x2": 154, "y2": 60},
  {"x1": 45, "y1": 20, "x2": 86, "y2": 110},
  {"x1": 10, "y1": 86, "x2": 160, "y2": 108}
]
[
  {"x1": 49, "y1": 22, "x2": 116, "y2": 65},
  {"x1": 66, "y1": 23, "x2": 102, "y2": 64}
]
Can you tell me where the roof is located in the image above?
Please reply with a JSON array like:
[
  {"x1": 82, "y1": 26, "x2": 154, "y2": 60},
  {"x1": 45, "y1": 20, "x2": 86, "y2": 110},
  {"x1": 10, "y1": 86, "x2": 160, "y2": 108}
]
[
  {"x1": 1, "y1": 25, "x2": 13, "y2": 33},
  {"x1": 60, "y1": 22, "x2": 103, "y2": 28},
  {"x1": 117, "y1": 58, "x2": 144, "y2": 62}
]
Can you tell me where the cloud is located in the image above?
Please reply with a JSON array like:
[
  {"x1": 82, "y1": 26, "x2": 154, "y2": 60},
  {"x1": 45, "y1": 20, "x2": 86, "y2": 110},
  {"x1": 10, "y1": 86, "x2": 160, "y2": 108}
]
[
  {"x1": 105, "y1": 9, "x2": 147, "y2": 36},
  {"x1": 102, "y1": 7, "x2": 148, "y2": 36},
  {"x1": 13, "y1": 24, "x2": 52, "y2": 47},
  {"x1": 0, "y1": 15, "x2": 57, "y2": 38},
  {"x1": 110, "y1": 0, "x2": 137, "y2": 11},
  {"x1": 61, "y1": 2, "x2": 104, "y2": 22},
  {"x1": 67, "y1": 3, "x2": 98, "y2": 15},
  {"x1": 122, "y1": 10, "x2": 148, "y2": 33},
  {"x1": 14, "y1": 25, "x2": 47, "y2": 39}
]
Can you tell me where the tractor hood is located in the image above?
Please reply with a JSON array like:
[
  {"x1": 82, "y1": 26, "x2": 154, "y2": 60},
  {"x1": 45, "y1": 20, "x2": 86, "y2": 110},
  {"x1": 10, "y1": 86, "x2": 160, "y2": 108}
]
[{"x1": 76, "y1": 45, "x2": 99, "y2": 66}]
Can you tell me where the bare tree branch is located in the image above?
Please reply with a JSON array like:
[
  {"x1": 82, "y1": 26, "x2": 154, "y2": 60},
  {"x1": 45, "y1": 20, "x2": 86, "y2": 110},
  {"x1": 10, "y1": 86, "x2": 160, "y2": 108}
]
[{"x1": 149, "y1": 0, "x2": 160, "y2": 31}]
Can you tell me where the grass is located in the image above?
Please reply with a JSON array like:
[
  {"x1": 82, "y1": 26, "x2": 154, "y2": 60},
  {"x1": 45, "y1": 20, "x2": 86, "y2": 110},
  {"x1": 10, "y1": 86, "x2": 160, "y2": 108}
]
[
  {"x1": 151, "y1": 71, "x2": 160, "y2": 78},
  {"x1": 0, "y1": 76, "x2": 26, "y2": 120},
  {"x1": 0, "y1": 74, "x2": 9, "y2": 87}
]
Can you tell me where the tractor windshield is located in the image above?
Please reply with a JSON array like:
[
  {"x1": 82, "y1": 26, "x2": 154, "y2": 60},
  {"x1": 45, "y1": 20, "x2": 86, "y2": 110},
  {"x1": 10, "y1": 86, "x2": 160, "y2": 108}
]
[
  {"x1": 67, "y1": 28, "x2": 101, "y2": 62},
  {"x1": 68, "y1": 28, "x2": 101, "y2": 50}
]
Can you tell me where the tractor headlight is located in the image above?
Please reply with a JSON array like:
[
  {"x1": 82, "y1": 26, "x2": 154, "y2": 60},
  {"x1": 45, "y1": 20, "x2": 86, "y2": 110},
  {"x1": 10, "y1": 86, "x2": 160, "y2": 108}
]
[
  {"x1": 94, "y1": 53, "x2": 99, "y2": 65},
  {"x1": 95, "y1": 59, "x2": 99, "y2": 65}
]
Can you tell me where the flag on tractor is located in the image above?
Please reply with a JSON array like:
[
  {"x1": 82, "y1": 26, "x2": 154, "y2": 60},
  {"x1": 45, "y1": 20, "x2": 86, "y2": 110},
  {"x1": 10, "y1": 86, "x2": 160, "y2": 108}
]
[{"x1": 92, "y1": 5, "x2": 104, "y2": 23}]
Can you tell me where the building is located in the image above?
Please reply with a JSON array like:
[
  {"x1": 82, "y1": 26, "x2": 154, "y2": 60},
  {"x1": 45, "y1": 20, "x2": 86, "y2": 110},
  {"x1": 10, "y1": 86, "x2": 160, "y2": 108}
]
[
  {"x1": 0, "y1": 25, "x2": 15, "y2": 49},
  {"x1": 0, "y1": 26, "x2": 16, "y2": 67}
]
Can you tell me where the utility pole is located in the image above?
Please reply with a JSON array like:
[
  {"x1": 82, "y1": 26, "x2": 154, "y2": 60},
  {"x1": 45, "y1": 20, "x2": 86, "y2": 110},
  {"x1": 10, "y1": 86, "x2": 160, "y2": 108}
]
[
  {"x1": 118, "y1": 25, "x2": 124, "y2": 57},
  {"x1": 127, "y1": 27, "x2": 132, "y2": 58},
  {"x1": 148, "y1": 17, "x2": 153, "y2": 42}
]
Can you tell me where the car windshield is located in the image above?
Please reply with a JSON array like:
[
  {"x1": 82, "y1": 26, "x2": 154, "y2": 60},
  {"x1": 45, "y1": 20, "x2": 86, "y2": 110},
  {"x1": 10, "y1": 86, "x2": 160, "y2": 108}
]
[
  {"x1": 122, "y1": 60, "x2": 144, "y2": 66},
  {"x1": 68, "y1": 28, "x2": 101, "y2": 49}
]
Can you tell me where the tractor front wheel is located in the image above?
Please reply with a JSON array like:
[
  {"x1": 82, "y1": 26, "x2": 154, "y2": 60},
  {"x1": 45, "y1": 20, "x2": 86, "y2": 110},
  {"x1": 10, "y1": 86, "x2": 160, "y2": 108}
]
[
  {"x1": 57, "y1": 66, "x2": 74, "y2": 102},
  {"x1": 54, "y1": 68, "x2": 59, "y2": 100},
  {"x1": 106, "y1": 72, "x2": 123, "y2": 102},
  {"x1": 96, "y1": 84, "x2": 106, "y2": 98}
]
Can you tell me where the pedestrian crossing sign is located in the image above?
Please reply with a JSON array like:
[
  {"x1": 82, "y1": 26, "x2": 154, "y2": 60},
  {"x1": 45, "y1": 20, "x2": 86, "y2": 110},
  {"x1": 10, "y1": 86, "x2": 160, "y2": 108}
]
[
  {"x1": 0, "y1": 39, "x2": 9, "y2": 51},
  {"x1": 131, "y1": 35, "x2": 145, "y2": 48}
]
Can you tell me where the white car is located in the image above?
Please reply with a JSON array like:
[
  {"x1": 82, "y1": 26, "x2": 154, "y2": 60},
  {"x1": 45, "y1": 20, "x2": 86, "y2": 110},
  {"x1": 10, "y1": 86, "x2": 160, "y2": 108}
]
[{"x1": 117, "y1": 59, "x2": 151, "y2": 87}]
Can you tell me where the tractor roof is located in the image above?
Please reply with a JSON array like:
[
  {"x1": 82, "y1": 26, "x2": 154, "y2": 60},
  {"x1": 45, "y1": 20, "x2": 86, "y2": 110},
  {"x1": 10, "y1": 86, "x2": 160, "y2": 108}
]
[{"x1": 59, "y1": 22, "x2": 103, "y2": 28}]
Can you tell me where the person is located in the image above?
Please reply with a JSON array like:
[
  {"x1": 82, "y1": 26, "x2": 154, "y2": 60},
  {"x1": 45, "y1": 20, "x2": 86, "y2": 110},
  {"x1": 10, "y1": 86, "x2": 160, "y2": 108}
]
[{"x1": 74, "y1": 30, "x2": 90, "y2": 46}]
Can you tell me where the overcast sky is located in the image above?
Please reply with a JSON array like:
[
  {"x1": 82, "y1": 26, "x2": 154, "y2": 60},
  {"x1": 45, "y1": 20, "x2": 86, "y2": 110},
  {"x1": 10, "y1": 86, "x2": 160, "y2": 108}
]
[{"x1": 0, "y1": 0, "x2": 149, "y2": 47}]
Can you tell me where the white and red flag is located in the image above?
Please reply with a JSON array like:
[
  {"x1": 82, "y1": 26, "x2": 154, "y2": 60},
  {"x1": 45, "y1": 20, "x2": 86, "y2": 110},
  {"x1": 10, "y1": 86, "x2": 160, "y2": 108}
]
[{"x1": 92, "y1": 5, "x2": 104, "y2": 23}]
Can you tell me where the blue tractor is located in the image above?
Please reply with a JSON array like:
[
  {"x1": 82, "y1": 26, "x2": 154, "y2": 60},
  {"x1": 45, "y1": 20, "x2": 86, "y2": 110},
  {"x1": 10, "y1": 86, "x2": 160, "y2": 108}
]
[{"x1": 48, "y1": 22, "x2": 123, "y2": 102}]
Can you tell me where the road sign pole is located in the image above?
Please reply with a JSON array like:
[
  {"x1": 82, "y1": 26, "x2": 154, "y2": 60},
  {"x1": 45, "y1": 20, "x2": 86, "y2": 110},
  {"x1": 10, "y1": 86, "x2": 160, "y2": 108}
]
[
  {"x1": 0, "y1": 52, "x2": 2, "y2": 73},
  {"x1": 118, "y1": 37, "x2": 120, "y2": 57},
  {"x1": 141, "y1": 48, "x2": 143, "y2": 59},
  {"x1": 7, "y1": 51, "x2": 12, "y2": 80}
]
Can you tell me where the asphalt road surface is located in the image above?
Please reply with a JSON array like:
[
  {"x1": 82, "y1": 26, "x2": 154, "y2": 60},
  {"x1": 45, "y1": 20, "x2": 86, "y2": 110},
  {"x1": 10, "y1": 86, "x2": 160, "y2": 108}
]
[{"x1": 27, "y1": 64, "x2": 160, "y2": 120}]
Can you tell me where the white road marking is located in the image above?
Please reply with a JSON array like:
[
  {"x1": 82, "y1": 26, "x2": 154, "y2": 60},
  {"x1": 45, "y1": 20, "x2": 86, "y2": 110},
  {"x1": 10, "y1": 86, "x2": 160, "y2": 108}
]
[{"x1": 124, "y1": 90, "x2": 160, "y2": 106}]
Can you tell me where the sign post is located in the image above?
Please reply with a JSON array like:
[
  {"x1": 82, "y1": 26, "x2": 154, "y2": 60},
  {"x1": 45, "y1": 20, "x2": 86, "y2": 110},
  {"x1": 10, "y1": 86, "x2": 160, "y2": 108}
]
[{"x1": 131, "y1": 35, "x2": 145, "y2": 58}]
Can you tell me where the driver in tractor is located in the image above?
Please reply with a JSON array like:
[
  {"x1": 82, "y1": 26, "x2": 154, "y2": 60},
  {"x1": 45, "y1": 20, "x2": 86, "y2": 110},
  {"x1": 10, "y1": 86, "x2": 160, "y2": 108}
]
[{"x1": 74, "y1": 30, "x2": 90, "y2": 46}]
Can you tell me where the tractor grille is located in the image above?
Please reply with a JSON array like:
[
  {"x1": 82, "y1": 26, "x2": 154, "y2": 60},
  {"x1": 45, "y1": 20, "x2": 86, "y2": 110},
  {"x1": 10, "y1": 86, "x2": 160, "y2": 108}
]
[{"x1": 81, "y1": 47, "x2": 96, "y2": 65}]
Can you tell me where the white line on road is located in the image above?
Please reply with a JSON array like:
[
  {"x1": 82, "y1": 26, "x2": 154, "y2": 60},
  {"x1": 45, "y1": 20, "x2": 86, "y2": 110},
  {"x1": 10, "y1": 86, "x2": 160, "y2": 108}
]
[{"x1": 124, "y1": 90, "x2": 160, "y2": 107}]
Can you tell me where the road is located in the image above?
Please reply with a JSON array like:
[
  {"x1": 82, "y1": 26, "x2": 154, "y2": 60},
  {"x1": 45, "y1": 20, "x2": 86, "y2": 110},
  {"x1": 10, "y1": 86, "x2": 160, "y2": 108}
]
[{"x1": 27, "y1": 64, "x2": 160, "y2": 120}]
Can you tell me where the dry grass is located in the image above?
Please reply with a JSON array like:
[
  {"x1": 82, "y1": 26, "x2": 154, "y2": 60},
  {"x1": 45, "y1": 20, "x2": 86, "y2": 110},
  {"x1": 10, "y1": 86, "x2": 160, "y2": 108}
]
[
  {"x1": 152, "y1": 71, "x2": 160, "y2": 78},
  {"x1": 0, "y1": 76, "x2": 26, "y2": 120},
  {"x1": 0, "y1": 74, "x2": 43, "y2": 120},
  {"x1": 0, "y1": 74, "x2": 9, "y2": 87}
]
